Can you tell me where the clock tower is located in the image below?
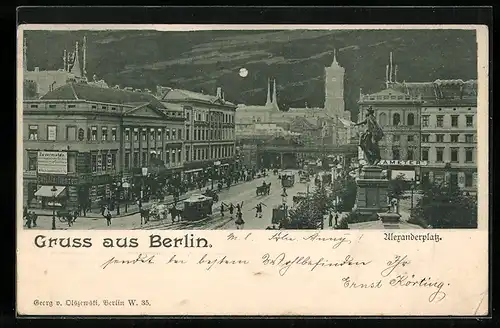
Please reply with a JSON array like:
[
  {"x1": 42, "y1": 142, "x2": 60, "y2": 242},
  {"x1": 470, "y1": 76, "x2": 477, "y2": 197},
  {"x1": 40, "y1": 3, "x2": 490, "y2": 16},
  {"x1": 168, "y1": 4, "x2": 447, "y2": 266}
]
[{"x1": 324, "y1": 49, "x2": 345, "y2": 116}]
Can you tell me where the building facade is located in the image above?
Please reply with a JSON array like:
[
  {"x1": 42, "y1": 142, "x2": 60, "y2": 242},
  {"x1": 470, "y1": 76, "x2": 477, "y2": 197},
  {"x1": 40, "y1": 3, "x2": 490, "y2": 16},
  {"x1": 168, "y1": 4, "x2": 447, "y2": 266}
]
[
  {"x1": 394, "y1": 79, "x2": 478, "y2": 192},
  {"x1": 158, "y1": 86, "x2": 237, "y2": 181},
  {"x1": 23, "y1": 82, "x2": 185, "y2": 209}
]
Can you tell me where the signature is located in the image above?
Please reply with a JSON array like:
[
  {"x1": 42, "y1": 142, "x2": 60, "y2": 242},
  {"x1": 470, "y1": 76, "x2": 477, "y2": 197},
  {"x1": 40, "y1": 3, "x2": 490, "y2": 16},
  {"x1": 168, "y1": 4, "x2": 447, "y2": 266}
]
[{"x1": 100, "y1": 253, "x2": 156, "y2": 270}]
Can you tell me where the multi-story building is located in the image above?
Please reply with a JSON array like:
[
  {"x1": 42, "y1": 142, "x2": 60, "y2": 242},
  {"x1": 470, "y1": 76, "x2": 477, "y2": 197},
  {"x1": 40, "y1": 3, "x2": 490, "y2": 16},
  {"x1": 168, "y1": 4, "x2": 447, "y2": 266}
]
[
  {"x1": 395, "y1": 79, "x2": 478, "y2": 192},
  {"x1": 23, "y1": 82, "x2": 185, "y2": 209},
  {"x1": 358, "y1": 88, "x2": 423, "y2": 179},
  {"x1": 157, "y1": 86, "x2": 237, "y2": 181}
]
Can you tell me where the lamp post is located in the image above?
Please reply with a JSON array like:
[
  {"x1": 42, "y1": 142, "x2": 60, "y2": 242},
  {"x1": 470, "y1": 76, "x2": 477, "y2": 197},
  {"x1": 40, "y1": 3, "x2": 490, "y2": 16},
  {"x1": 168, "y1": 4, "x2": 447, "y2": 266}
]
[
  {"x1": 51, "y1": 185, "x2": 57, "y2": 230},
  {"x1": 410, "y1": 178, "x2": 420, "y2": 216}
]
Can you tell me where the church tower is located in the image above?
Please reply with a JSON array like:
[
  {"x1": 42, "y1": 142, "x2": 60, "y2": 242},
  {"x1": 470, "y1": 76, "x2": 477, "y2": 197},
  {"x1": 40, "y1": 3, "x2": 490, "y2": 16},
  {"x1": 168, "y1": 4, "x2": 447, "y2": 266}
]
[{"x1": 324, "y1": 49, "x2": 345, "y2": 115}]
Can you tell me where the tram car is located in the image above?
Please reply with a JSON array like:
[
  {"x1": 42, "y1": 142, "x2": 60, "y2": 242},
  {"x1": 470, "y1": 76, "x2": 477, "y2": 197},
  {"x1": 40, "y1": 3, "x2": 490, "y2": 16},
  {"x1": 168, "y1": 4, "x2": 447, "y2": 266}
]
[
  {"x1": 280, "y1": 171, "x2": 295, "y2": 188},
  {"x1": 181, "y1": 195, "x2": 214, "y2": 221}
]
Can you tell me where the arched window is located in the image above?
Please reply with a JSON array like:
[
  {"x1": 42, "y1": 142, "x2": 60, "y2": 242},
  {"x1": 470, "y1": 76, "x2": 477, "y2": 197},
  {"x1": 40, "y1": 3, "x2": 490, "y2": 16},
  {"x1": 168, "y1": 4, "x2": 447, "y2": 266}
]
[
  {"x1": 393, "y1": 113, "x2": 401, "y2": 126},
  {"x1": 407, "y1": 113, "x2": 415, "y2": 126},
  {"x1": 379, "y1": 113, "x2": 387, "y2": 126}
]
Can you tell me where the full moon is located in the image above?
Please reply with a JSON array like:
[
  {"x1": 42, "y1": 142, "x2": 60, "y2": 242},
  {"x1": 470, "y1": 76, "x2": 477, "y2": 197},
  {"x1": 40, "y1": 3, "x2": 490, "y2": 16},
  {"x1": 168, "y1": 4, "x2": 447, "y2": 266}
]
[{"x1": 239, "y1": 68, "x2": 249, "y2": 78}]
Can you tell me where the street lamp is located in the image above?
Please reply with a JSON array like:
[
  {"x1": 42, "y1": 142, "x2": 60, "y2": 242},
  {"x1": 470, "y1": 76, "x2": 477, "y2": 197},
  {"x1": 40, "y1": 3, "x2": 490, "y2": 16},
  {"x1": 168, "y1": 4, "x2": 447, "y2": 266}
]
[
  {"x1": 410, "y1": 178, "x2": 420, "y2": 216},
  {"x1": 51, "y1": 185, "x2": 57, "y2": 230}
]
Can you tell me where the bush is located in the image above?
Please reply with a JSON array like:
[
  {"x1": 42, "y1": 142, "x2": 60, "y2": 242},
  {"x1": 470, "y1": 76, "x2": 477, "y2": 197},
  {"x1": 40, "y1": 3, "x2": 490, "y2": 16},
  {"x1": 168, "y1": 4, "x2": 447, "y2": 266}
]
[
  {"x1": 346, "y1": 211, "x2": 378, "y2": 224},
  {"x1": 335, "y1": 216, "x2": 349, "y2": 230},
  {"x1": 407, "y1": 216, "x2": 429, "y2": 228}
]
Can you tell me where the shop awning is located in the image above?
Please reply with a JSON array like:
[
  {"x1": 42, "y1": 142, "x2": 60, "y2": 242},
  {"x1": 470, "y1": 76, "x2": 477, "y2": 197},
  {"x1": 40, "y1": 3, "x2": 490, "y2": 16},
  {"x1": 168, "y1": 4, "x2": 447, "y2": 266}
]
[
  {"x1": 185, "y1": 168, "x2": 203, "y2": 174},
  {"x1": 34, "y1": 186, "x2": 66, "y2": 198}
]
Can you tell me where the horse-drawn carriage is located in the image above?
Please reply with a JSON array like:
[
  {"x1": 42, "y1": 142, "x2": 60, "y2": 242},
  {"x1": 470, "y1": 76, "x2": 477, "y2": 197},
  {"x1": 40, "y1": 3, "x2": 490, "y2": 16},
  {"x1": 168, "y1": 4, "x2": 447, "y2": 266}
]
[
  {"x1": 281, "y1": 171, "x2": 295, "y2": 188},
  {"x1": 299, "y1": 171, "x2": 310, "y2": 183},
  {"x1": 202, "y1": 189, "x2": 219, "y2": 202},
  {"x1": 256, "y1": 182, "x2": 271, "y2": 196},
  {"x1": 292, "y1": 191, "x2": 308, "y2": 204},
  {"x1": 181, "y1": 195, "x2": 214, "y2": 221}
]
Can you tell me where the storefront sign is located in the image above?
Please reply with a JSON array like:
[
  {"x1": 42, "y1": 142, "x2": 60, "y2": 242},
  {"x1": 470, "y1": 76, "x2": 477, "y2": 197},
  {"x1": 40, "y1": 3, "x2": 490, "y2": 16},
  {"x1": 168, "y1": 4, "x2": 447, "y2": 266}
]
[
  {"x1": 37, "y1": 174, "x2": 78, "y2": 186},
  {"x1": 37, "y1": 151, "x2": 68, "y2": 175},
  {"x1": 378, "y1": 160, "x2": 428, "y2": 166}
]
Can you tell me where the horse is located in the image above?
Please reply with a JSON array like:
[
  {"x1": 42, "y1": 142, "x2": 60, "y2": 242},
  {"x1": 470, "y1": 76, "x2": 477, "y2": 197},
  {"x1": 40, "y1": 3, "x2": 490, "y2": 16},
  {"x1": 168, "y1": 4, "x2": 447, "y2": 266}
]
[
  {"x1": 256, "y1": 182, "x2": 271, "y2": 196},
  {"x1": 169, "y1": 207, "x2": 182, "y2": 223}
]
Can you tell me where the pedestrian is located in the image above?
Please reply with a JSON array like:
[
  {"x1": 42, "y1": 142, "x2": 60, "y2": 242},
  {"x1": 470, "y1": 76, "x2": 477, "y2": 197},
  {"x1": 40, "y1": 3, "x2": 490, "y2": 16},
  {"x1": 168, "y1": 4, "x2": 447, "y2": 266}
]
[
  {"x1": 104, "y1": 206, "x2": 112, "y2": 226},
  {"x1": 328, "y1": 212, "x2": 333, "y2": 227},
  {"x1": 335, "y1": 212, "x2": 339, "y2": 226},
  {"x1": 23, "y1": 206, "x2": 28, "y2": 219},
  {"x1": 235, "y1": 211, "x2": 245, "y2": 230},
  {"x1": 25, "y1": 212, "x2": 32, "y2": 229},
  {"x1": 220, "y1": 202, "x2": 226, "y2": 217},
  {"x1": 229, "y1": 203, "x2": 234, "y2": 217}
]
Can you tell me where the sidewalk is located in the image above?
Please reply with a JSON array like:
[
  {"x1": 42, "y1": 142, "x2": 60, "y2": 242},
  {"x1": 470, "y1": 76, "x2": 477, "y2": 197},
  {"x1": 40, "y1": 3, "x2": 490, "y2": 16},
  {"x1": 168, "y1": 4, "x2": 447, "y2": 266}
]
[{"x1": 29, "y1": 179, "x2": 249, "y2": 219}]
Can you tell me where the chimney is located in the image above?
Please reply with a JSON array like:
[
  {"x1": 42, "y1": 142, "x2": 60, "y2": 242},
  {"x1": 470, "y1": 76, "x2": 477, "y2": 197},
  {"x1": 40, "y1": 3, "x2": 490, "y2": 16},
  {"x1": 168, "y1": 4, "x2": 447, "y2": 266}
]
[
  {"x1": 34, "y1": 67, "x2": 39, "y2": 72},
  {"x1": 216, "y1": 87, "x2": 222, "y2": 98}
]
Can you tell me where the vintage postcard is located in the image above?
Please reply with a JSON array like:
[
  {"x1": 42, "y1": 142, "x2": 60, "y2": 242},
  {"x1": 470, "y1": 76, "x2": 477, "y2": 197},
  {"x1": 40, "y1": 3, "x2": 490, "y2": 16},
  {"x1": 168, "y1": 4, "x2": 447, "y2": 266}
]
[{"x1": 17, "y1": 24, "x2": 489, "y2": 316}]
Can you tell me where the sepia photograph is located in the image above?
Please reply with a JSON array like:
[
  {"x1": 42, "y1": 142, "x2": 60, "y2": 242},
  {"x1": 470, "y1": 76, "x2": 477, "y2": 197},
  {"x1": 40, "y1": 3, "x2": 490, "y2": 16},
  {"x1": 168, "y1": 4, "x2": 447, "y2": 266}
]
[{"x1": 21, "y1": 28, "x2": 479, "y2": 231}]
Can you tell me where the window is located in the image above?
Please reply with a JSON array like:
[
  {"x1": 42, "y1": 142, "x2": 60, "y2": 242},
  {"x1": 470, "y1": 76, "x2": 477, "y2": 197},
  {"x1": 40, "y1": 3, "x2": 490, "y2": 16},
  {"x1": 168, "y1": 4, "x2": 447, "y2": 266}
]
[
  {"x1": 379, "y1": 113, "x2": 387, "y2": 126},
  {"x1": 465, "y1": 134, "x2": 474, "y2": 143},
  {"x1": 133, "y1": 128, "x2": 139, "y2": 141},
  {"x1": 49, "y1": 104, "x2": 56, "y2": 109},
  {"x1": 111, "y1": 153, "x2": 116, "y2": 170},
  {"x1": 111, "y1": 128, "x2": 117, "y2": 141},
  {"x1": 465, "y1": 148, "x2": 474, "y2": 163},
  {"x1": 101, "y1": 127, "x2": 108, "y2": 141},
  {"x1": 28, "y1": 152, "x2": 37, "y2": 171},
  {"x1": 30, "y1": 104, "x2": 38, "y2": 109},
  {"x1": 102, "y1": 106, "x2": 107, "y2": 110},
  {"x1": 422, "y1": 134, "x2": 429, "y2": 142},
  {"x1": 407, "y1": 135, "x2": 414, "y2": 142},
  {"x1": 436, "y1": 115, "x2": 444, "y2": 127},
  {"x1": 165, "y1": 150, "x2": 170, "y2": 164},
  {"x1": 67, "y1": 105, "x2": 76, "y2": 109},
  {"x1": 125, "y1": 128, "x2": 130, "y2": 141},
  {"x1": 111, "y1": 107, "x2": 117, "y2": 111},
  {"x1": 186, "y1": 112, "x2": 190, "y2": 120},
  {"x1": 449, "y1": 173, "x2": 458, "y2": 187},
  {"x1": 465, "y1": 173, "x2": 473, "y2": 188},
  {"x1": 436, "y1": 148, "x2": 444, "y2": 162},
  {"x1": 392, "y1": 135, "x2": 400, "y2": 142},
  {"x1": 421, "y1": 148, "x2": 429, "y2": 161},
  {"x1": 165, "y1": 129, "x2": 170, "y2": 140},
  {"x1": 78, "y1": 128, "x2": 85, "y2": 141},
  {"x1": 133, "y1": 152, "x2": 139, "y2": 167},
  {"x1": 142, "y1": 152, "x2": 147, "y2": 165},
  {"x1": 47, "y1": 125, "x2": 57, "y2": 141},
  {"x1": 451, "y1": 148, "x2": 459, "y2": 162},
  {"x1": 393, "y1": 113, "x2": 401, "y2": 126},
  {"x1": 392, "y1": 147, "x2": 400, "y2": 160},
  {"x1": 422, "y1": 115, "x2": 429, "y2": 127},
  {"x1": 91, "y1": 105, "x2": 97, "y2": 109},
  {"x1": 450, "y1": 134, "x2": 459, "y2": 143},
  {"x1": 67, "y1": 152, "x2": 76, "y2": 173},
  {"x1": 185, "y1": 148, "x2": 190, "y2": 161},
  {"x1": 91, "y1": 126, "x2": 97, "y2": 140},
  {"x1": 436, "y1": 134, "x2": 444, "y2": 142},
  {"x1": 150, "y1": 128, "x2": 155, "y2": 141},
  {"x1": 407, "y1": 113, "x2": 415, "y2": 126},
  {"x1": 141, "y1": 129, "x2": 146, "y2": 141},
  {"x1": 466, "y1": 115, "x2": 473, "y2": 127},
  {"x1": 407, "y1": 148, "x2": 414, "y2": 160},
  {"x1": 178, "y1": 129, "x2": 182, "y2": 140},
  {"x1": 193, "y1": 148, "x2": 197, "y2": 161},
  {"x1": 125, "y1": 153, "x2": 130, "y2": 169},
  {"x1": 178, "y1": 149, "x2": 182, "y2": 163},
  {"x1": 66, "y1": 126, "x2": 77, "y2": 141},
  {"x1": 91, "y1": 154, "x2": 97, "y2": 172},
  {"x1": 172, "y1": 129, "x2": 177, "y2": 140},
  {"x1": 451, "y1": 115, "x2": 459, "y2": 127},
  {"x1": 171, "y1": 150, "x2": 176, "y2": 163},
  {"x1": 157, "y1": 129, "x2": 162, "y2": 141}
]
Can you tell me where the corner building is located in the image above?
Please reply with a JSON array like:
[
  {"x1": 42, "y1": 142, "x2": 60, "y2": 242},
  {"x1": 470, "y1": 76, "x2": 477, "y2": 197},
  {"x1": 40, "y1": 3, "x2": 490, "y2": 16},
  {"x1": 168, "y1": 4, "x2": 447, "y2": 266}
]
[
  {"x1": 395, "y1": 79, "x2": 478, "y2": 192},
  {"x1": 158, "y1": 87, "x2": 237, "y2": 180},
  {"x1": 23, "y1": 83, "x2": 185, "y2": 209}
]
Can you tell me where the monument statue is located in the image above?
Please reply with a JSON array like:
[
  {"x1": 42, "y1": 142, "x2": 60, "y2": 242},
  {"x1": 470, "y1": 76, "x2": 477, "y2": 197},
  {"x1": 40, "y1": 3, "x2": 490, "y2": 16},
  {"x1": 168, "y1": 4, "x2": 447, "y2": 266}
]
[{"x1": 353, "y1": 106, "x2": 384, "y2": 165}]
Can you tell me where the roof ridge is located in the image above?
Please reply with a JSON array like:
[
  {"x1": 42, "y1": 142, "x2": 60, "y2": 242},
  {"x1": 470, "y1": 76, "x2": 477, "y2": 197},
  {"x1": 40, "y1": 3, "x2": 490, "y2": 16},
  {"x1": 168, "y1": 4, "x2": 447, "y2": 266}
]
[{"x1": 70, "y1": 83, "x2": 79, "y2": 100}]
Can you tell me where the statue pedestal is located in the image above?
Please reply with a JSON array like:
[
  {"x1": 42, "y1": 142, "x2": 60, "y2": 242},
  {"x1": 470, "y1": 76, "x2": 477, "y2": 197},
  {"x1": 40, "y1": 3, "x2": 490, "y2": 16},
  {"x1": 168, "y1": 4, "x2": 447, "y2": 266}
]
[{"x1": 352, "y1": 166, "x2": 389, "y2": 221}]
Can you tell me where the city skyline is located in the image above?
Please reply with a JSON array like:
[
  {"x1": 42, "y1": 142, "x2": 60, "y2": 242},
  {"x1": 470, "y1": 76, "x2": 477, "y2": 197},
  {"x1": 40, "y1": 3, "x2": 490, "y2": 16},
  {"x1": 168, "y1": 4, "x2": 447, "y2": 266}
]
[{"x1": 23, "y1": 29, "x2": 477, "y2": 118}]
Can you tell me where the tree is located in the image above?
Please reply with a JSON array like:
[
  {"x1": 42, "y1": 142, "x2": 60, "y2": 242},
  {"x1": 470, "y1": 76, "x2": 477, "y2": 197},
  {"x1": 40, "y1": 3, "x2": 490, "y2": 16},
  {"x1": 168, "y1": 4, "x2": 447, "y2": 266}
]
[
  {"x1": 388, "y1": 173, "x2": 409, "y2": 200},
  {"x1": 411, "y1": 182, "x2": 477, "y2": 228},
  {"x1": 285, "y1": 185, "x2": 334, "y2": 229},
  {"x1": 331, "y1": 175, "x2": 357, "y2": 212}
]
